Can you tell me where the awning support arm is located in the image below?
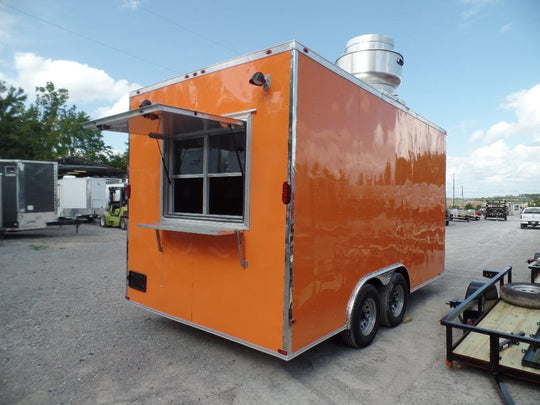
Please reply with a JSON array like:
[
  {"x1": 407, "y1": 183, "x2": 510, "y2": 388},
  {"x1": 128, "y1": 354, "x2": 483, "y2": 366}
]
[
  {"x1": 235, "y1": 230, "x2": 248, "y2": 268},
  {"x1": 154, "y1": 138, "x2": 172, "y2": 184}
]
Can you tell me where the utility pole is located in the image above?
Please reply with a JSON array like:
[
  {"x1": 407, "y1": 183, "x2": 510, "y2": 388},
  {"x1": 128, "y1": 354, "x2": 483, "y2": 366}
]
[{"x1": 452, "y1": 174, "x2": 455, "y2": 208}]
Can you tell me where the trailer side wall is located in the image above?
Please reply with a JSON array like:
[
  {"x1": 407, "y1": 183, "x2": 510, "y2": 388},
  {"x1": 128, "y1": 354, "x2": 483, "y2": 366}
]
[
  {"x1": 126, "y1": 52, "x2": 294, "y2": 353},
  {"x1": 291, "y1": 53, "x2": 446, "y2": 351}
]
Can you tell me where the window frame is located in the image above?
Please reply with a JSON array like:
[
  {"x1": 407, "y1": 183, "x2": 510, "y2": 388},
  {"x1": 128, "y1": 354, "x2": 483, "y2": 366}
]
[{"x1": 160, "y1": 111, "x2": 252, "y2": 234}]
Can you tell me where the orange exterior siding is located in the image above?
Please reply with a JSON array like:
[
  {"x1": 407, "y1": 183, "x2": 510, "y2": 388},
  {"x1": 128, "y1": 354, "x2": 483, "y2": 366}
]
[
  {"x1": 290, "y1": 54, "x2": 445, "y2": 351},
  {"x1": 127, "y1": 52, "x2": 293, "y2": 352}
]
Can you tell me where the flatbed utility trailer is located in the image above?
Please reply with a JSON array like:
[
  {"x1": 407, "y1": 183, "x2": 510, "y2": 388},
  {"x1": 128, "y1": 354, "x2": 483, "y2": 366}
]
[
  {"x1": 85, "y1": 38, "x2": 446, "y2": 359},
  {"x1": 441, "y1": 264, "x2": 540, "y2": 404}
]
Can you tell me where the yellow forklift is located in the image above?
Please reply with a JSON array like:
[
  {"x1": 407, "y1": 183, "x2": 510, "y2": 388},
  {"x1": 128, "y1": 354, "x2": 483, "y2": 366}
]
[{"x1": 99, "y1": 185, "x2": 128, "y2": 230}]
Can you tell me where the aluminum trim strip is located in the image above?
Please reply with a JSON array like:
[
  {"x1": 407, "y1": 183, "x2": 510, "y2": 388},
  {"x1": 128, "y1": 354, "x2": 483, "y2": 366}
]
[
  {"x1": 284, "y1": 327, "x2": 347, "y2": 360},
  {"x1": 129, "y1": 40, "x2": 444, "y2": 134},
  {"x1": 126, "y1": 300, "x2": 293, "y2": 360},
  {"x1": 411, "y1": 272, "x2": 444, "y2": 293},
  {"x1": 345, "y1": 263, "x2": 408, "y2": 329},
  {"x1": 281, "y1": 48, "x2": 299, "y2": 353},
  {"x1": 130, "y1": 42, "x2": 296, "y2": 96}
]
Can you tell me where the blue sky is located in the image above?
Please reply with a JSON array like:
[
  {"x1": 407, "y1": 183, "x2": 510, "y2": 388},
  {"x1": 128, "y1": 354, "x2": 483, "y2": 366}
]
[{"x1": 1, "y1": 0, "x2": 539, "y2": 197}]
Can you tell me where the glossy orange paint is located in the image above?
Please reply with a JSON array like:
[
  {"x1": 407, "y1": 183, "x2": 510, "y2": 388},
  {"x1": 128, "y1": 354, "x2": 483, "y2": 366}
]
[
  {"x1": 290, "y1": 53, "x2": 445, "y2": 351},
  {"x1": 126, "y1": 51, "x2": 293, "y2": 353},
  {"x1": 120, "y1": 43, "x2": 445, "y2": 358}
]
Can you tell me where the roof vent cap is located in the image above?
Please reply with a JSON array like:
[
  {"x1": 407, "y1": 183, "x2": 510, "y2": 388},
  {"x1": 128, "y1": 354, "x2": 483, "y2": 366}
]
[{"x1": 336, "y1": 34, "x2": 404, "y2": 95}]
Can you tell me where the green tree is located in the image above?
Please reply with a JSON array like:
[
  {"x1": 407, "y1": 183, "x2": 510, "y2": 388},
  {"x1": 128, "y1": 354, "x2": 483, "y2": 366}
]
[
  {"x1": 33, "y1": 82, "x2": 112, "y2": 161},
  {"x1": 0, "y1": 82, "x2": 37, "y2": 158},
  {"x1": 0, "y1": 80, "x2": 126, "y2": 169}
]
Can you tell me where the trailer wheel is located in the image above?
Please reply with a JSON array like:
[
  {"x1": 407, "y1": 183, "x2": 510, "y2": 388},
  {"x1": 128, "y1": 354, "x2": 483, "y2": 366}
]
[
  {"x1": 99, "y1": 215, "x2": 107, "y2": 228},
  {"x1": 342, "y1": 284, "x2": 379, "y2": 348},
  {"x1": 500, "y1": 283, "x2": 540, "y2": 309},
  {"x1": 379, "y1": 273, "x2": 408, "y2": 327}
]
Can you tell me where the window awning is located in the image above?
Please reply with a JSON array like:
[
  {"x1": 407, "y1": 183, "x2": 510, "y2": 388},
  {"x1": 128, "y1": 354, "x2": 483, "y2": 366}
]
[{"x1": 83, "y1": 103, "x2": 245, "y2": 137}]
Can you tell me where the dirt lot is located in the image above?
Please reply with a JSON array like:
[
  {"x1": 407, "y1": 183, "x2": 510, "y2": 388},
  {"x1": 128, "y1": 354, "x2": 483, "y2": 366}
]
[{"x1": 1, "y1": 215, "x2": 539, "y2": 404}]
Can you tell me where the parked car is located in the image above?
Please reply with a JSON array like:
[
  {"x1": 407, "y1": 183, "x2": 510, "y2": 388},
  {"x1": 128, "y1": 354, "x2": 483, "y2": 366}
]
[
  {"x1": 520, "y1": 207, "x2": 540, "y2": 229},
  {"x1": 467, "y1": 209, "x2": 480, "y2": 221},
  {"x1": 446, "y1": 209, "x2": 452, "y2": 226}
]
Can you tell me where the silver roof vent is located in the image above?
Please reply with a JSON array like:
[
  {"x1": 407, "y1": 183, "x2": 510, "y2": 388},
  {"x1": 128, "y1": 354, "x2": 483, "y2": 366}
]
[{"x1": 336, "y1": 34, "x2": 404, "y2": 95}]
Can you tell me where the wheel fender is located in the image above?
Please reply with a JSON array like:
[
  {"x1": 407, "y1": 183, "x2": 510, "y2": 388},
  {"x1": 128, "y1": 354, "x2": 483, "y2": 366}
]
[{"x1": 345, "y1": 263, "x2": 409, "y2": 329}]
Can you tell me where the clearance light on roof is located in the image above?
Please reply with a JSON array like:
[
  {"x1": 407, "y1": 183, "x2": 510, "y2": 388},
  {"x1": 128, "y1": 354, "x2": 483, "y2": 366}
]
[{"x1": 249, "y1": 72, "x2": 271, "y2": 90}]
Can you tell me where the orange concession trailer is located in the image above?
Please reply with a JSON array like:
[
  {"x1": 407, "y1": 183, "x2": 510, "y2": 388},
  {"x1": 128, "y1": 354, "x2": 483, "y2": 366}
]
[{"x1": 85, "y1": 38, "x2": 446, "y2": 360}]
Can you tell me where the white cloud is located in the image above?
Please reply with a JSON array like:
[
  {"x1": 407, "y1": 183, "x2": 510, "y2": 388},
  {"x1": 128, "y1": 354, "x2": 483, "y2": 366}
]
[
  {"x1": 95, "y1": 93, "x2": 130, "y2": 118},
  {"x1": 500, "y1": 23, "x2": 512, "y2": 34},
  {"x1": 1, "y1": 52, "x2": 139, "y2": 152},
  {"x1": 121, "y1": 0, "x2": 141, "y2": 10},
  {"x1": 10, "y1": 52, "x2": 140, "y2": 105},
  {"x1": 468, "y1": 129, "x2": 484, "y2": 142},
  {"x1": 451, "y1": 83, "x2": 540, "y2": 196},
  {"x1": 469, "y1": 83, "x2": 540, "y2": 144},
  {"x1": 448, "y1": 138, "x2": 540, "y2": 196},
  {"x1": 459, "y1": 0, "x2": 498, "y2": 21}
]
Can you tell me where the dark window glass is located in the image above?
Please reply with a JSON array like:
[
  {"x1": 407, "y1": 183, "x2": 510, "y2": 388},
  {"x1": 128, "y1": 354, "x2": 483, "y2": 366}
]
[
  {"x1": 173, "y1": 138, "x2": 204, "y2": 175},
  {"x1": 208, "y1": 132, "x2": 245, "y2": 174},
  {"x1": 209, "y1": 177, "x2": 244, "y2": 216},
  {"x1": 167, "y1": 125, "x2": 246, "y2": 219},
  {"x1": 174, "y1": 178, "x2": 203, "y2": 213}
]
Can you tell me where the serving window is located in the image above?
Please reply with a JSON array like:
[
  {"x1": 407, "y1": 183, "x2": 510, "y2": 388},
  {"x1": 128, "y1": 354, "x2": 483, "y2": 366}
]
[
  {"x1": 83, "y1": 103, "x2": 251, "y2": 235},
  {"x1": 167, "y1": 129, "x2": 246, "y2": 219}
]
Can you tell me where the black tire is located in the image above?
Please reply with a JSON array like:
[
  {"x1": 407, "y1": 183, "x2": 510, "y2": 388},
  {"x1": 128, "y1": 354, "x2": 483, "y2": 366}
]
[
  {"x1": 342, "y1": 284, "x2": 380, "y2": 348},
  {"x1": 500, "y1": 283, "x2": 540, "y2": 309},
  {"x1": 99, "y1": 215, "x2": 107, "y2": 228},
  {"x1": 379, "y1": 273, "x2": 408, "y2": 327},
  {"x1": 521, "y1": 223, "x2": 527, "y2": 229},
  {"x1": 120, "y1": 217, "x2": 128, "y2": 231}
]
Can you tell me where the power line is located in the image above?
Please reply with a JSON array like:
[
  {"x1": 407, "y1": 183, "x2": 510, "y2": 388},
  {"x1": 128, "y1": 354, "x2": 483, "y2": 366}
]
[
  {"x1": 6, "y1": 4, "x2": 181, "y2": 75},
  {"x1": 141, "y1": 7, "x2": 240, "y2": 55}
]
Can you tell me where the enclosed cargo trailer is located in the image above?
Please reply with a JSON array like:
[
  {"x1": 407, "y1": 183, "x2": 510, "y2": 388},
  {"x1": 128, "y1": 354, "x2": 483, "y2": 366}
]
[
  {"x1": 84, "y1": 38, "x2": 446, "y2": 359},
  {"x1": 58, "y1": 176, "x2": 122, "y2": 220},
  {"x1": 0, "y1": 159, "x2": 58, "y2": 232}
]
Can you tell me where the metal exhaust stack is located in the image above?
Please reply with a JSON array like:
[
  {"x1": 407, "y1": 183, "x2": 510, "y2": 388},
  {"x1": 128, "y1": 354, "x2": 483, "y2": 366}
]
[{"x1": 336, "y1": 34, "x2": 404, "y2": 95}]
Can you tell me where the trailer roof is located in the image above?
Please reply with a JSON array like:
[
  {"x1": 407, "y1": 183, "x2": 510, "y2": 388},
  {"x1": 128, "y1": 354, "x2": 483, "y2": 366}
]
[{"x1": 128, "y1": 40, "x2": 445, "y2": 134}]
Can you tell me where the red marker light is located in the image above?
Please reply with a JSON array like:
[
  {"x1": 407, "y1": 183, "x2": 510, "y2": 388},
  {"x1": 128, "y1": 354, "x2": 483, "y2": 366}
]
[
  {"x1": 126, "y1": 184, "x2": 131, "y2": 199},
  {"x1": 282, "y1": 182, "x2": 291, "y2": 204}
]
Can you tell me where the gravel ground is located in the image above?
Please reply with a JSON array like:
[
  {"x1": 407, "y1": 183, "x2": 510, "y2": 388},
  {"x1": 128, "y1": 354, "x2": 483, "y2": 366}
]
[{"x1": 1, "y1": 215, "x2": 539, "y2": 404}]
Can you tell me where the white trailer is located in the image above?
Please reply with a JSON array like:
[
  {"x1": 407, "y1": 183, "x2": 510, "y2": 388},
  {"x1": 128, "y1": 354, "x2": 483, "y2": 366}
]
[{"x1": 58, "y1": 176, "x2": 122, "y2": 220}]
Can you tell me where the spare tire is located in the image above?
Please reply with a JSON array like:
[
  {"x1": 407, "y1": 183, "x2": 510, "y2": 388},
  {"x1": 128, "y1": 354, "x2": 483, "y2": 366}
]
[{"x1": 500, "y1": 283, "x2": 540, "y2": 309}]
